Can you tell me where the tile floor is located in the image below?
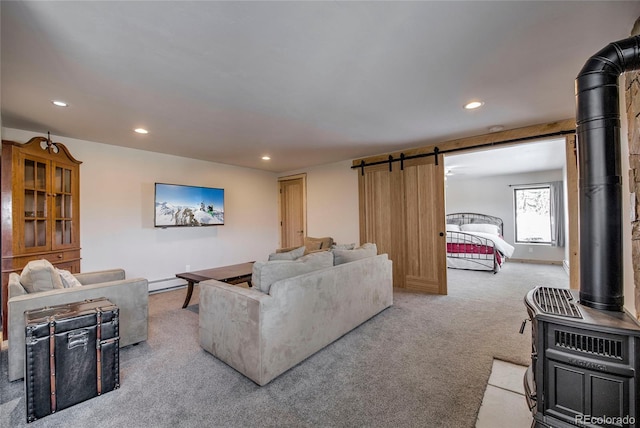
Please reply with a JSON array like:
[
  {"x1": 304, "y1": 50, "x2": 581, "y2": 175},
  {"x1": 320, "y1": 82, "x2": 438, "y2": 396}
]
[{"x1": 476, "y1": 359, "x2": 533, "y2": 428}]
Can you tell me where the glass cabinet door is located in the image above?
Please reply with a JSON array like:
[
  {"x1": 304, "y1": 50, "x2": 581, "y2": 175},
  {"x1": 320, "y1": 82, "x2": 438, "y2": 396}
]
[
  {"x1": 53, "y1": 163, "x2": 76, "y2": 248},
  {"x1": 16, "y1": 150, "x2": 79, "y2": 253},
  {"x1": 22, "y1": 157, "x2": 48, "y2": 249}
]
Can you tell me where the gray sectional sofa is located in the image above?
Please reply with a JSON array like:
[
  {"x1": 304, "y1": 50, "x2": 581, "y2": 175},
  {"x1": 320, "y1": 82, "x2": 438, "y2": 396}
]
[
  {"x1": 199, "y1": 252, "x2": 393, "y2": 386},
  {"x1": 8, "y1": 268, "x2": 149, "y2": 382}
]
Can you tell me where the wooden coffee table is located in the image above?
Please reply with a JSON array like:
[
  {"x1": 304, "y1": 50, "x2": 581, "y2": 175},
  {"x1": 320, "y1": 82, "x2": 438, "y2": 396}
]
[{"x1": 175, "y1": 262, "x2": 254, "y2": 308}]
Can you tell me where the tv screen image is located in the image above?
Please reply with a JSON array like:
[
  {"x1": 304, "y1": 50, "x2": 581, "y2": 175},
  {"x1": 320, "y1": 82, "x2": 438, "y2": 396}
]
[{"x1": 154, "y1": 183, "x2": 224, "y2": 227}]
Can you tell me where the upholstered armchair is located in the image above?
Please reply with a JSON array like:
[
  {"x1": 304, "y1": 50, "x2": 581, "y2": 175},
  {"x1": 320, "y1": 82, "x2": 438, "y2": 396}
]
[{"x1": 7, "y1": 265, "x2": 149, "y2": 381}]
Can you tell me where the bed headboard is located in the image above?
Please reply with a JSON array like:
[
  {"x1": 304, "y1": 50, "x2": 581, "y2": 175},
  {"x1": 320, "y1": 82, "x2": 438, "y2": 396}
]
[{"x1": 446, "y1": 213, "x2": 503, "y2": 235}]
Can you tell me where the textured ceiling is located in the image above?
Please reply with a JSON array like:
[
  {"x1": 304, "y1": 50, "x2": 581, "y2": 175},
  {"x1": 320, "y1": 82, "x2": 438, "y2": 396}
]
[{"x1": 2, "y1": 1, "x2": 639, "y2": 172}]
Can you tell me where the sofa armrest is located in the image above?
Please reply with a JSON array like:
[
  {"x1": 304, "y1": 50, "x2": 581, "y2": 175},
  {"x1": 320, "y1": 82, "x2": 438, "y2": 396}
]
[
  {"x1": 74, "y1": 268, "x2": 126, "y2": 285},
  {"x1": 199, "y1": 280, "x2": 271, "y2": 385},
  {"x1": 8, "y1": 277, "x2": 148, "y2": 382}
]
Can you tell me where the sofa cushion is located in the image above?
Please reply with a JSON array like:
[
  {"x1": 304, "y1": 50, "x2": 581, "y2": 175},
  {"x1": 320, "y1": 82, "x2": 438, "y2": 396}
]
[
  {"x1": 331, "y1": 243, "x2": 355, "y2": 250},
  {"x1": 57, "y1": 269, "x2": 83, "y2": 288},
  {"x1": 252, "y1": 251, "x2": 334, "y2": 294},
  {"x1": 274, "y1": 237, "x2": 334, "y2": 255},
  {"x1": 332, "y1": 243, "x2": 378, "y2": 265},
  {"x1": 268, "y1": 246, "x2": 305, "y2": 261},
  {"x1": 20, "y1": 259, "x2": 64, "y2": 293}
]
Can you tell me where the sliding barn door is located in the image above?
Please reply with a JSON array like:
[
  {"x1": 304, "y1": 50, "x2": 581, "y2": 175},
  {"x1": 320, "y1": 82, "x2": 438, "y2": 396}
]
[
  {"x1": 358, "y1": 157, "x2": 447, "y2": 294},
  {"x1": 403, "y1": 158, "x2": 447, "y2": 294},
  {"x1": 359, "y1": 164, "x2": 406, "y2": 287}
]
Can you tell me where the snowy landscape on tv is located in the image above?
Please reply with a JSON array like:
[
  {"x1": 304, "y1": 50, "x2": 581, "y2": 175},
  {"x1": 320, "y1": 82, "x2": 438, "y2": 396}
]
[{"x1": 154, "y1": 184, "x2": 224, "y2": 227}]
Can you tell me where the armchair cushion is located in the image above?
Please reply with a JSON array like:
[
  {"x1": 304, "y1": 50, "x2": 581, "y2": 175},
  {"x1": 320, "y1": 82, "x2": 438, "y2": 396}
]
[{"x1": 20, "y1": 259, "x2": 64, "y2": 293}]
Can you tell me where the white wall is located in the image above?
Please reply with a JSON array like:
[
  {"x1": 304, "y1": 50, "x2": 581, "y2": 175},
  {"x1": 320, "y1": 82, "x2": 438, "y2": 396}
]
[
  {"x1": 444, "y1": 169, "x2": 566, "y2": 262},
  {"x1": 2, "y1": 128, "x2": 279, "y2": 291},
  {"x1": 279, "y1": 160, "x2": 360, "y2": 246}
]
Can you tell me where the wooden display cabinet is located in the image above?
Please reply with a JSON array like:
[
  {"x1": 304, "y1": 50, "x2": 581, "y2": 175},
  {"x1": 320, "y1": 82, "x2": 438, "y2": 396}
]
[{"x1": 1, "y1": 136, "x2": 81, "y2": 335}]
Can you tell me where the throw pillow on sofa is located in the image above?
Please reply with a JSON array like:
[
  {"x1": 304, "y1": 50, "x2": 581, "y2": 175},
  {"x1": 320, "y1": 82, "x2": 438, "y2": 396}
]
[
  {"x1": 20, "y1": 259, "x2": 65, "y2": 293},
  {"x1": 57, "y1": 269, "x2": 83, "y2": 288},
  {"x1": 268, "y1": 246, "x2": 305, "y2": 261},
  {"x1": 332, "y1": 243, "x2": 378, "y2": 265},
  {"x1": 252, "y1": 251, "x2": 334, "y2": 294}
]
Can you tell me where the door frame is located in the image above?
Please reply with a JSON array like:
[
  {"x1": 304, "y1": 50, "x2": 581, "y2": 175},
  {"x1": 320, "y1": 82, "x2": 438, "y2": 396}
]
[
  {"x1": 353, "y1": 119, "x2": 578, "y2": 293},
  {"x1": 278, "y1": 173, "x2": 307, "y2": 248},
  {"x1": 441, "y1": 136, "x2": 579, "y2": 287}
]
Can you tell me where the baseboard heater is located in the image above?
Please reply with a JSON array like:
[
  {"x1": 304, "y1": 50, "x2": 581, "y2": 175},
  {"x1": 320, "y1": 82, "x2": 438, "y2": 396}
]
[{"x1": 147, "y1": 277, "x2": 186, "y2": 292}]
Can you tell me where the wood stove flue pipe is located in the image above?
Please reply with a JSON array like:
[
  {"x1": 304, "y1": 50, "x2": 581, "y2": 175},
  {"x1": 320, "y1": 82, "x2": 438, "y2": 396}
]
[{"x1": 576, "y1": 35, "x2": 640, "y2": 311}]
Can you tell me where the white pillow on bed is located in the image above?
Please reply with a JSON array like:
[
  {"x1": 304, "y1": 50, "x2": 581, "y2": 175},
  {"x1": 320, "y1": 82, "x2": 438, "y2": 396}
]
[
  {"x1": 446, "y1": 224, "x2": 461, "y2": 232},
  {"x1": 460, "y1": 223, "x2": 500, "y2": 235}
]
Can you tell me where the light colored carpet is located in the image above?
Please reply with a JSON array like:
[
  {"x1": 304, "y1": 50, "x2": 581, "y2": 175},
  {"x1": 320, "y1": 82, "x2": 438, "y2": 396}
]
[{"x1": 0, "y1": 262, "x2": 567, "y2": 427}]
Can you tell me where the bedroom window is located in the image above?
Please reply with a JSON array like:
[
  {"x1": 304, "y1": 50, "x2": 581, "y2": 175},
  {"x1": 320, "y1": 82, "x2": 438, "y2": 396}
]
[{"x1": 514, "y1": 186, "x2": 552, "y2": 244}]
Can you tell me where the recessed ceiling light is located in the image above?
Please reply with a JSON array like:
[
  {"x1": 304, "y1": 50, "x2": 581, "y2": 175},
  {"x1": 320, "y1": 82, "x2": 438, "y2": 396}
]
[
  {"x1": 261, "y1": 156, "x2": 271, "y2": 161},
  {"x1": 464, "y1": 101, "x2": 484, "y2": 110},
  {"x1": 134, "y1": 128, "x2": 149, "y2": 134},
  {"x1": 488, "y1": 125, "x2": 505, "y2": 133},
  {"x1": 52, "y1": 100, "x2": 68, "y2": 107}
]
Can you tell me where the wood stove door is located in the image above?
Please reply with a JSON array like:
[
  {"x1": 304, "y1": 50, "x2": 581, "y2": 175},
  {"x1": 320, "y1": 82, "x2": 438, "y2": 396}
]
[{"x1": 545, "y1": 359, "x2": 632, "y2": 427}]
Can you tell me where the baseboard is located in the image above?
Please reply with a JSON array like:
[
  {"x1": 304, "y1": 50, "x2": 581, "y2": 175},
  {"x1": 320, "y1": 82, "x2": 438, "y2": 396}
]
[{"x1": 509, "y1": 258, "x2": 563, "y2": 266}]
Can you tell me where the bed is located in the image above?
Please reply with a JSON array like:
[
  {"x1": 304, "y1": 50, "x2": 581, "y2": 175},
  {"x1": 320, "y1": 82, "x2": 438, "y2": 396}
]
[{"x1": 445, "y1": 213, "x2": 515, "y2": 273}]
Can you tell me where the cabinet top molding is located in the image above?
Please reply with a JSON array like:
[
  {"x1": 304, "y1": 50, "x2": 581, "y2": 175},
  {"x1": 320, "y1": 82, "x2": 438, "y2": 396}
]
[{"x1": 2, "y1": 136, "x2": 82, "y2": 165}]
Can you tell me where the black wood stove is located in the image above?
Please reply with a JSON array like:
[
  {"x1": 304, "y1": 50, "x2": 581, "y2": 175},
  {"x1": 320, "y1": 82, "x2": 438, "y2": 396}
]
[
  {"x1": 523, "y1": 35, "x2": 640, "y2": 428},
  {"x1": 524, "y1": 287, "x2": 640, "y2": 427}
]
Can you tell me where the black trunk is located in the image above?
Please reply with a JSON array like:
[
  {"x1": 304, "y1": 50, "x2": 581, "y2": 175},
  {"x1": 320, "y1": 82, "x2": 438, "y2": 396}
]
[{"x1": 24, "y1": 299, "x2": 120, "y2": 423}]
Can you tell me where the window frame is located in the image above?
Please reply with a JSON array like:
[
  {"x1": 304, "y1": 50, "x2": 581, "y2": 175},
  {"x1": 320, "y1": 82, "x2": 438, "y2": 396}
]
[{"x1": 513, "y1": 185, "x2": 552, "y2": 245}]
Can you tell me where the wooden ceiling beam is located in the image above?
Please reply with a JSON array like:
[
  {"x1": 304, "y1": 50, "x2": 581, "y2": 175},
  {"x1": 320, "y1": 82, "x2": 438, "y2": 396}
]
[{"x1": 352, "y1": 118, "x2": 576, "y2": 167}]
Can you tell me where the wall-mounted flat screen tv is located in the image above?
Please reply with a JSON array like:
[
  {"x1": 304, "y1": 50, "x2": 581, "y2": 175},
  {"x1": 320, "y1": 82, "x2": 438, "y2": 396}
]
[{"x1": 154, "y1": 183, "x2": 224, "y2": 227}]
